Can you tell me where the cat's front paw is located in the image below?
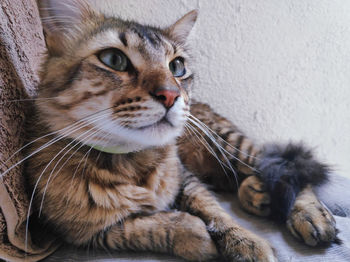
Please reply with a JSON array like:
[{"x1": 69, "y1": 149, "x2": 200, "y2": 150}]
[
  {"x1": 238, "y1": 176, "x2": 271, "y2": 217},
  {"x1": 210, "y1": 226, "x2": 276, "y2": 262},
  {"x1": 173, "y1": 214, "x2": 218, "y2": 261},
  {"x1": 287, "y1": 197, "x2": 338, "y2": 246}
]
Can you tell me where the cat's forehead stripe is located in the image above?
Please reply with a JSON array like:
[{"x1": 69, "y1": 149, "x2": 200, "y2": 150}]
[
  {"x1": 130, "y1": 25, "x2": 162, "y2": 49},
  {"x1": 119, "y1": 32, "x2": 128, "y2": 47},
  {"x1": 125, "y1": 29, "x2": 168, "y2": 62}
]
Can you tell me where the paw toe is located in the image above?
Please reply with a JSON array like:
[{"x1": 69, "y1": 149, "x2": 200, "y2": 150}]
[
  {"x1": 215, "y1": 227, "x2": 276, "y2": 262},
  {"x1": 239, "y1": 176, "x2": 271, "y2": 217},
  {"x1": 287, "y1": 202, "x2": 338, "y2": 246}
]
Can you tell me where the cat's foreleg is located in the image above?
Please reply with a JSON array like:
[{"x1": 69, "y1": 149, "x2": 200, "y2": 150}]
[
  {"x1": 238, "y1": 144, "x2": 339, "y2": 246},
  {"x1": 239, "y1": 177, "x2": 338, "y2": 245},
  {"x1": 93, "y1": 211, "x2": 218, "y2": 261},
  {"x1": 181, "y1": 102, "x2": 338, "y2": 247},
  {"x1": 177, "y1": 170, "x2": 276, "y2": 262}
]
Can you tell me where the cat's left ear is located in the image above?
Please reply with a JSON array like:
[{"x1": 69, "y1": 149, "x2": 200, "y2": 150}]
[
  {"x1": 37, "y1": 0, "x2": 98, "y2": 56},
  {"x1": 166, "y1": 10, "x2": 198, "y2": 43}
]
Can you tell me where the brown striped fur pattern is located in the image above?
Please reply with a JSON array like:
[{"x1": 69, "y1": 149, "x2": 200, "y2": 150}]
[{"x1": 22, "y1": 1, "x2": 337, "y2": 261}]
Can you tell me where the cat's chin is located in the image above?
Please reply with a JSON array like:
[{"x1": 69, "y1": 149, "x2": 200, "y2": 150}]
[
  {"x1": 111, "y1": 123, "x2": 185, "y2": 152},
  {"x1": 121, "y1": 106, "x2": 188, "y2": 150}
]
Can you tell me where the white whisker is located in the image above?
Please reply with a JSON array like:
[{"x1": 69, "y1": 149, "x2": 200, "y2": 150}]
[
  {"x1": 188, "y1": 115, "x2": 259, "y2": 173},
  {"x1": 24, "y1": 114, "x2": 111, "y2": 253},
  {"x1": 0, "y1": 97, "x2": 58, "y2": 105},
  {"x1": 184, "y1": 123, "x2": 233, "y2": 182},
  {"x1": 38, "y1": 119, "x2": 111, "y2": 216},
  {"x1": 187, "y1": 118, "x2": 239, "y2": 181},
  {"x1": 188, "y1": 114, "x2": 260, "y2": 161},
  {"x1": 1, "y1": 109, "x2": 113, "y2": 176}
]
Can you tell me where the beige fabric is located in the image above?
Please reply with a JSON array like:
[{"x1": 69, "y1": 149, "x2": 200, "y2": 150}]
[{"x1": 0, "y1": 0, "x2": 59, "y2": 261}]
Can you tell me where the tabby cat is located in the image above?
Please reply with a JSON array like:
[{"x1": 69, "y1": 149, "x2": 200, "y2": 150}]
[{"x1": 20, "y1": 0, "x2": 338, "y2": 261}]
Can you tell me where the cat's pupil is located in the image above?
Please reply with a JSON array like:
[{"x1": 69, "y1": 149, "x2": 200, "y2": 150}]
[{"x1": 111, "y1": 54, "x2": 119, "y2": 66}]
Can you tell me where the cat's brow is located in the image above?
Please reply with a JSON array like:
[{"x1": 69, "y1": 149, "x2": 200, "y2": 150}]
[
  {"x1": 119, "y1": 32, "x2": 128, "y2": 47},
  {"x1": 131, "y1": 25, "x2": 162, "y2": 49}
]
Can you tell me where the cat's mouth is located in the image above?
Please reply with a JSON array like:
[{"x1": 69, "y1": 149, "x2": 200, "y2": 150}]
[{"x1": 137, "y1": 116, "x2": 174, "y2": 131}]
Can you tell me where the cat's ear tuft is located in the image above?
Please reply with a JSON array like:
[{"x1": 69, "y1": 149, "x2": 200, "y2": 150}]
[
  {"x1": 166, "y1": 10, "x2": 198, "y2": 43},
  {"x1": 37, "y1": 0, "x2": 97, "y2": 56}
]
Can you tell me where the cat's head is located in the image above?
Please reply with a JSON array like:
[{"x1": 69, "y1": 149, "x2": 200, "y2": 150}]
[{"x1": 37, "y1": 0, "x2": 197, "y2": 152}]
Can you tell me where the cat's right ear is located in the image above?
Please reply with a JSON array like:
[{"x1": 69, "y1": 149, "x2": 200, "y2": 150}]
[
  {"x1": 166, "y1": 10, "x2": 198, "y2": 44},
  {"x1": 37, "y1": 0, "x2": 96, "y2": 56}
]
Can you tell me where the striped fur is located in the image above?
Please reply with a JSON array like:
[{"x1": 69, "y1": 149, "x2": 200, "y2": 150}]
[
  {"x1": 178, "y1": 101, "x2": 260, "y2": 191},
  {"x1": 22, "y1": 1, "x2": 336, "y2": 261}
]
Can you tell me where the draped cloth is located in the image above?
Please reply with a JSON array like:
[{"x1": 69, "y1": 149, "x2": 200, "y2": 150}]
[{"x1": 0, "y1": 0, "x2": 59, "y2": 261}]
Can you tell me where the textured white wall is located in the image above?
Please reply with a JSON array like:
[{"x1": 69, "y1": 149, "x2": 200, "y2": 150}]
[{"x1": 96, "y1": 0, "x2": 350, "y2": 178}]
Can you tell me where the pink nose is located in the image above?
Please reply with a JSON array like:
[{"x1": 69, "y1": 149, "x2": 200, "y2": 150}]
[{"x1": 154, "y1": 89, "x2": 180, "y2": 109}]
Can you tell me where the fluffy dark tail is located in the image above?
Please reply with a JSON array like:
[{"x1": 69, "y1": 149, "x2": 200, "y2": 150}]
[{"x1": 257, "y1": 143, "x2": 330, "y2": 221}]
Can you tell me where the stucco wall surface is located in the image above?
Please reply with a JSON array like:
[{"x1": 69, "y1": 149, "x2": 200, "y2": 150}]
[{"x1": 96, "y1": 0, "x2": 350, "y2": 178}]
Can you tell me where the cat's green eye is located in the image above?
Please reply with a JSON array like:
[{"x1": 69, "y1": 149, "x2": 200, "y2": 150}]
[
  {"x1": 169, "y1": 57, "x2": 186, "y2": 77},
  {"x1": 98, "y1": 49, "x2": 128, "y2": 72}
]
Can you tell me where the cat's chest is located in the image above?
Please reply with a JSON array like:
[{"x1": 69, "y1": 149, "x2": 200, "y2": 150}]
[{"x1": 87, "y1": 150, "x2": 182, "y2": 214}]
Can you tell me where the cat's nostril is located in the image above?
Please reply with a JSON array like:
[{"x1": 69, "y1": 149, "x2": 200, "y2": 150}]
[
  {"x1": 152, "y1": 89, "x2": 180, "y2": 109},
  {"x1": 157, "y1": 95, "x2": 167, "y2": 101}
]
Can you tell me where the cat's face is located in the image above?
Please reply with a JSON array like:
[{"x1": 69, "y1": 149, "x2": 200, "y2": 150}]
[{"x1": 37, "y1": 0, "x2": 197, "y2": 152}]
